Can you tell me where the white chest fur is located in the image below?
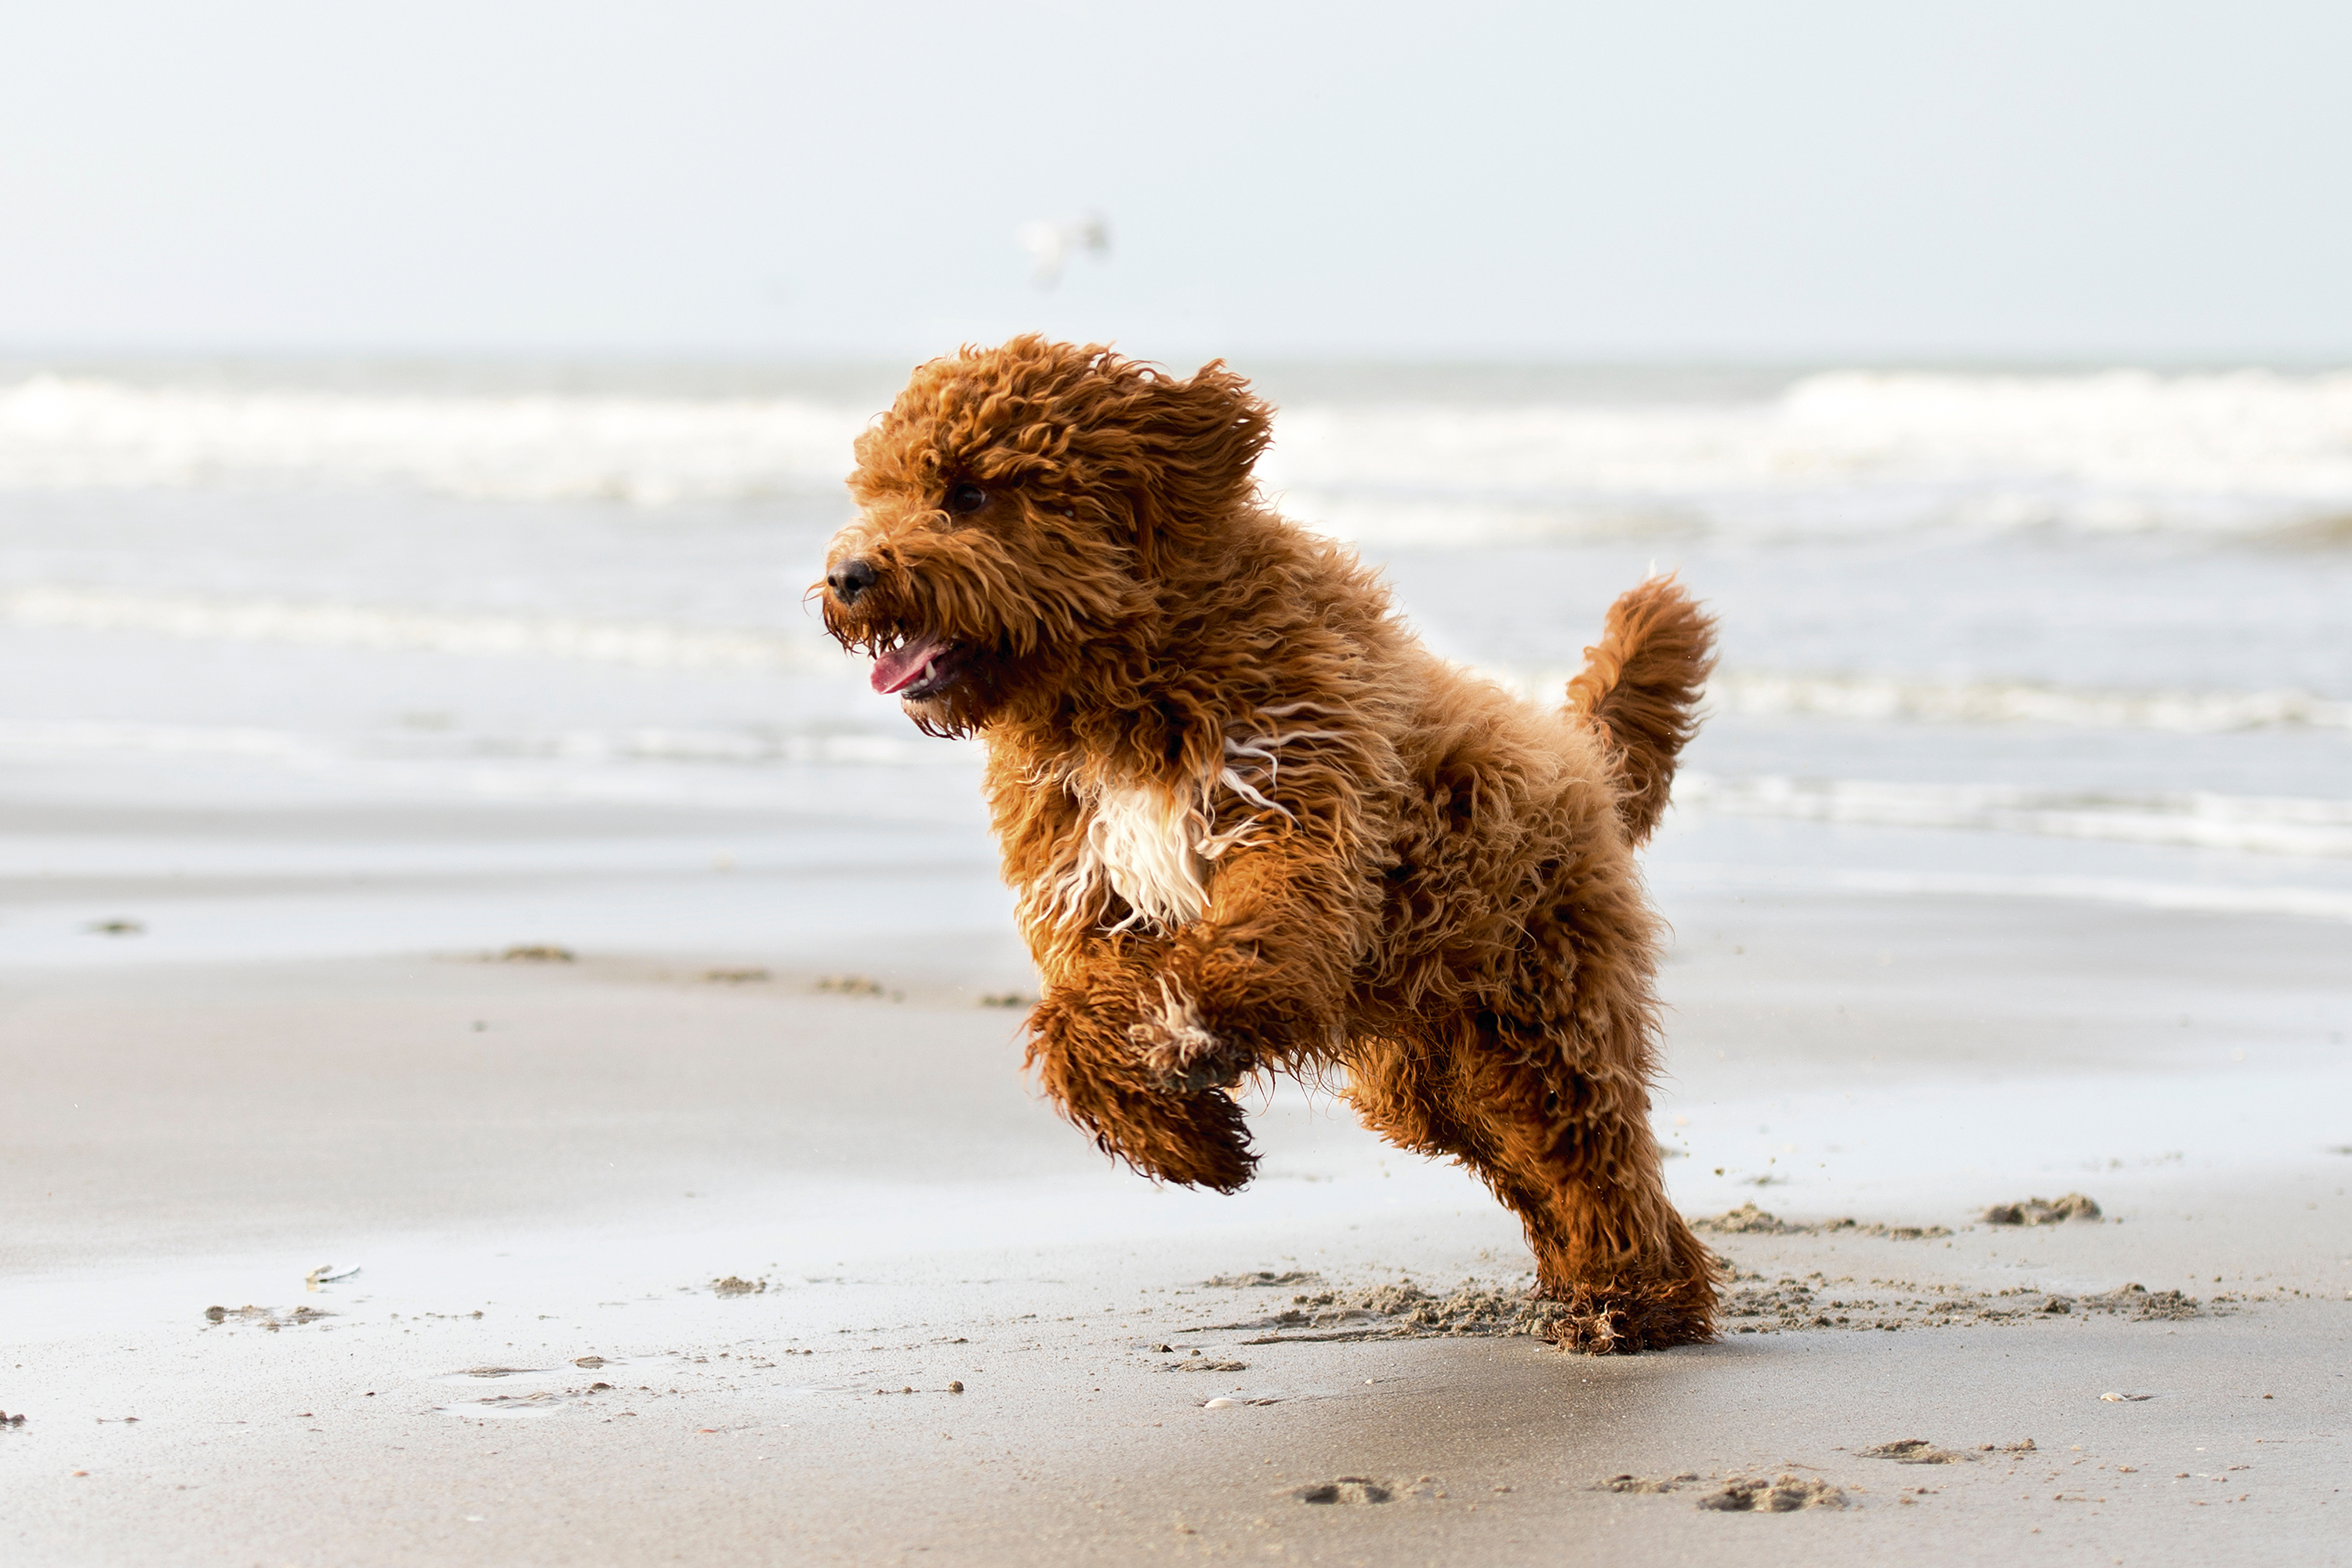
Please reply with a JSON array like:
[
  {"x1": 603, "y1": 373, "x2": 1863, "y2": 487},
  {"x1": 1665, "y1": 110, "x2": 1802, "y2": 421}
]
[
  {"x1": 1020, "y1": 728, "x2": 1298, "y2": 935},
  {"x1": 1075, "y1": 779, "x2": 1210, "y2": 930}
]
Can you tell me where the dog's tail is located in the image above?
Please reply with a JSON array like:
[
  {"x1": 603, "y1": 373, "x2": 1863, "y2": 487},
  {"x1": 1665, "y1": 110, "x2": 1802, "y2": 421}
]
[{"x1": 1564, "y1": 576, "x2": 1717, "y2": 846}]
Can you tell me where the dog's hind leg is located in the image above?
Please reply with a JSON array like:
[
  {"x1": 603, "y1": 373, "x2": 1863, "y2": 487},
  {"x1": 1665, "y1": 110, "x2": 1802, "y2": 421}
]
[
  {"x1": 1483, "y1": 1041, "x2": 1718, "y2": 1352},
  {"x1": 1348, "y1": 1023, "x2": 1718, "y2": 1352},
  {"x1": 1508, "y1": 1115, "x2": 1719, "y2": 1354}
]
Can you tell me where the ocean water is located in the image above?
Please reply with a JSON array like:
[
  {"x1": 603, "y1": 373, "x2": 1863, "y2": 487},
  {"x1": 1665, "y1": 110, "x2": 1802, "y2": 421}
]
[{"x1": 3, "y1": 358, "x2": 2349, "y2": 966}]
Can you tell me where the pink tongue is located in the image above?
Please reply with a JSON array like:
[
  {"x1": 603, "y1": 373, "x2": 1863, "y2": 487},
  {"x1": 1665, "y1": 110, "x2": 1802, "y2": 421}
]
[{"x1": 870, "y1": 633, "x2": 946, "y2": 695}]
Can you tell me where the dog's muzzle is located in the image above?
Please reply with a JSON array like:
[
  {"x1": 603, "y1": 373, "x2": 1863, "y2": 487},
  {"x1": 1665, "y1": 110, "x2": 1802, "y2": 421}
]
[{"x1": 826, "y1": 557, "x2": 878, "y2": 606}]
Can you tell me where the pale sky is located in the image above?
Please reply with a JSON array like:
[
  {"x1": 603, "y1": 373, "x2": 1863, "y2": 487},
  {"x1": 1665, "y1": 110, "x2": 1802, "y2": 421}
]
[{"x1": 4, "y1": 0, "x2": 2348, "y2": 361}]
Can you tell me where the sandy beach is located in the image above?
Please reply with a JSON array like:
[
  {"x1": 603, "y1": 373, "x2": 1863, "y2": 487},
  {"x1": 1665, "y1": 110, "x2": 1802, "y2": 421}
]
[
  {"x1": 5, "y1": 784, "x2": 2347, "y2": 1566},
  {"x1": 5, "y1": 358, "x2": 2350, "y2": 1563}
]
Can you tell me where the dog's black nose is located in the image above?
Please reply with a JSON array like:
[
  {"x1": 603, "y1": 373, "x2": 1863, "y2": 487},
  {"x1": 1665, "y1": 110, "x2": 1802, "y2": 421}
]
[{"x1": 827, "y1": 557, "x2": 878, "y2": 604}]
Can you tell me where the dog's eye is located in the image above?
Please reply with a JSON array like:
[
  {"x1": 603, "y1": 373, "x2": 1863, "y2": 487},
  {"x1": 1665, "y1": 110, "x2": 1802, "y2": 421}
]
[{"x1": 946, "y1": 483, "x2": 987, "y2": 515}]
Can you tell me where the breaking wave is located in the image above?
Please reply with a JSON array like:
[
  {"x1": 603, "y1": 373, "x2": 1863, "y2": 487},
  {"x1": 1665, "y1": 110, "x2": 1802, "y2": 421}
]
[
  {"x1": 1703, "y1": 670, "x2": 2352, "y2": 734},
  {"x1": 1657, "y1": 861, "x2": 2352, "y2": 925},
  {"x1": 1268, "y1": 369, "x2": 2352, "y2": 543},
  {"x1": 1, "y1": 586, "x2": 842, "y2": 673},
  {"x1": 5, "y1": 368, "x2": 2351, "y2": 537},
  {"x1": 1675, "y1": 774, "x2": 2352, "y2": 858},
  {"x1": 1475, "y1": 665, "x2": 2352, "y2": 735},
  {"x1": 0, "y1": 375, "x2": 868, "y2": 503},
  {"x1": 0, "y1": 718, "x2": 952, "y2": 771}
]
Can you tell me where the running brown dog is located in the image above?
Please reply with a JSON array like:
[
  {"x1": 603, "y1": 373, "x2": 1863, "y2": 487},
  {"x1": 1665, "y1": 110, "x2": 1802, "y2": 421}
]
[{"x1": 818, "y1": 337, "x2": 1719, "y2": 1351}]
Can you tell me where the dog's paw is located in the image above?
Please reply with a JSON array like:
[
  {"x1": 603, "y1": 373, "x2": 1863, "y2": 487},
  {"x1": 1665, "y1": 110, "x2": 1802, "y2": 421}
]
[
  {"x1": 1129, "y1": 980, "x2": 1240, "y2": 1094},
  {"x1": 1538, "y1": 1285, "x2": 1718, "y2": 1355},
  {"x1": 1548, "y1": 1302, "x2": 1632, "y2": 1356}
]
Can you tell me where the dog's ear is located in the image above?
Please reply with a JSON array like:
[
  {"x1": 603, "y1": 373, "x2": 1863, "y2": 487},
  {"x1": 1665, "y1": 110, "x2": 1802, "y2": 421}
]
[
  {"x1": 1116, "y1": 359, "x2": 1273, "y2": 561},
  {"x1": 1142, "y1": 360, "x2": 1273, "y2": 516}
]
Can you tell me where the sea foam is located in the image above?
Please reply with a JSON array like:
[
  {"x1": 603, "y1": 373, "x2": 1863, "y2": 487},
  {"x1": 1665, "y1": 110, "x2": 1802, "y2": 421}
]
[
  {"x1": 1265, "y1": 370, "x2": 2352, "y2": 543},
  {"x1": 11, "y1": 585, "x2": 2346, "y2": 736},
  {"x1": 1, "y1": 586, "x2": 840, "y2": 672},
  {"x1": 1675, "y1": 773, "x2": 2352, "y2": 858},
  {"x1": 1476, "y1": 665, "x2": 2352, "y2": 735},
  {"x1": 6, "y1": 368, "x2": 2351, "y2": 539},
  {"x1": 0, "y1": 375, "x2": 869, "y2": 503}
]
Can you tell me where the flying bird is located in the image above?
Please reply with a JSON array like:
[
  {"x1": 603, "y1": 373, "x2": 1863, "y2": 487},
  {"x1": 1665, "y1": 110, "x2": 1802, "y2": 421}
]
[{"x1": 1016, "y1": 213, "x2": 1109, "y2": 288}]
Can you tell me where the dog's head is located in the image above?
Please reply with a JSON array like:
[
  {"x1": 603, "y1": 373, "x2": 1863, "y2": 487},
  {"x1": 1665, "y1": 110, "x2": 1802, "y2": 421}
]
[{"x1": 817, "y1": 336, "x2": 1272, "y2": 736}]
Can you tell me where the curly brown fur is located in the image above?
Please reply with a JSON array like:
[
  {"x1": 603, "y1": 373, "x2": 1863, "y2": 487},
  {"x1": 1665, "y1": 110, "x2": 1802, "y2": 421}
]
[{"x1": 819, "y1": 337, "x2": 1720, "y2": 1352}]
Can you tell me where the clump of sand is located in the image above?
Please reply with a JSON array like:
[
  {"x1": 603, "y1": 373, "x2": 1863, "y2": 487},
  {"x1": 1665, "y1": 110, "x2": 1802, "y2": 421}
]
[
  {"x1": 1595, "y1": 1472, "x2": 1702, "y2": 1494},
  {"x1": 1696, "y1": 1475, "x2": 1849, "y2": 1512},
  {"x1": 1691, "y1": 1203, "x2": 1951, "y2": 1240},
  {"x1": 1983, "y1": 1193, "x2": 2102, "y2": 1225},
  {"x1": 1859, "y1": 1439, "x2": 1977, "y2": 1465},
  {"x1": 2078, "y1": 1283, "x2": 2198, "y2": 1321},
  {"x1": 1281, "y1": 1281, "x2": 1570, "y2": 1340},
  {"x1": 201, "y1": 1304, "x2": 331, "y2": 1331},
  {"x1": 1720, "y1": 1271, "x2": 2205, "y2": 1334},
  {"x1": 1200, "y1": 1278, "x2": 1570, "y2": 1342},
  {"x1": 1597, "y1": 1468, "x2": 1852, "y2": 1508},
  {"x1": 815, "y1": 975, "x2": 889, "y2": 997},
  {"x1": 1290, "y1": 1478, "x2": 1392, "y2": 1504}
]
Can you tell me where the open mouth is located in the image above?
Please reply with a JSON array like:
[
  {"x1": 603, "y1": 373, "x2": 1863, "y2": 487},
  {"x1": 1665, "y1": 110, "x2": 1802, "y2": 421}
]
[{"x1": 869, "y1": 631, "x2": 967, "y2": 702}]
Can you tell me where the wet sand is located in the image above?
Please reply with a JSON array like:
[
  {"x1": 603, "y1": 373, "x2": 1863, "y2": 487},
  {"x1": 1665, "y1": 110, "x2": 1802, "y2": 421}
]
[{"x1": 5, "y1": 847, "x2": 2350, "y2": 1564}]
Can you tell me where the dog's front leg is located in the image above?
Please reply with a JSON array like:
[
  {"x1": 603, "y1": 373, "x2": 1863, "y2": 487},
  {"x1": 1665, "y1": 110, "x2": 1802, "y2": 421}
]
[
  {"x1": 1126, "y1": 842, "x2": 1369, "y2": 1094},
  {"x1": 1023, "y1": 948, "x2": 1258, "y2": 1192}
]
